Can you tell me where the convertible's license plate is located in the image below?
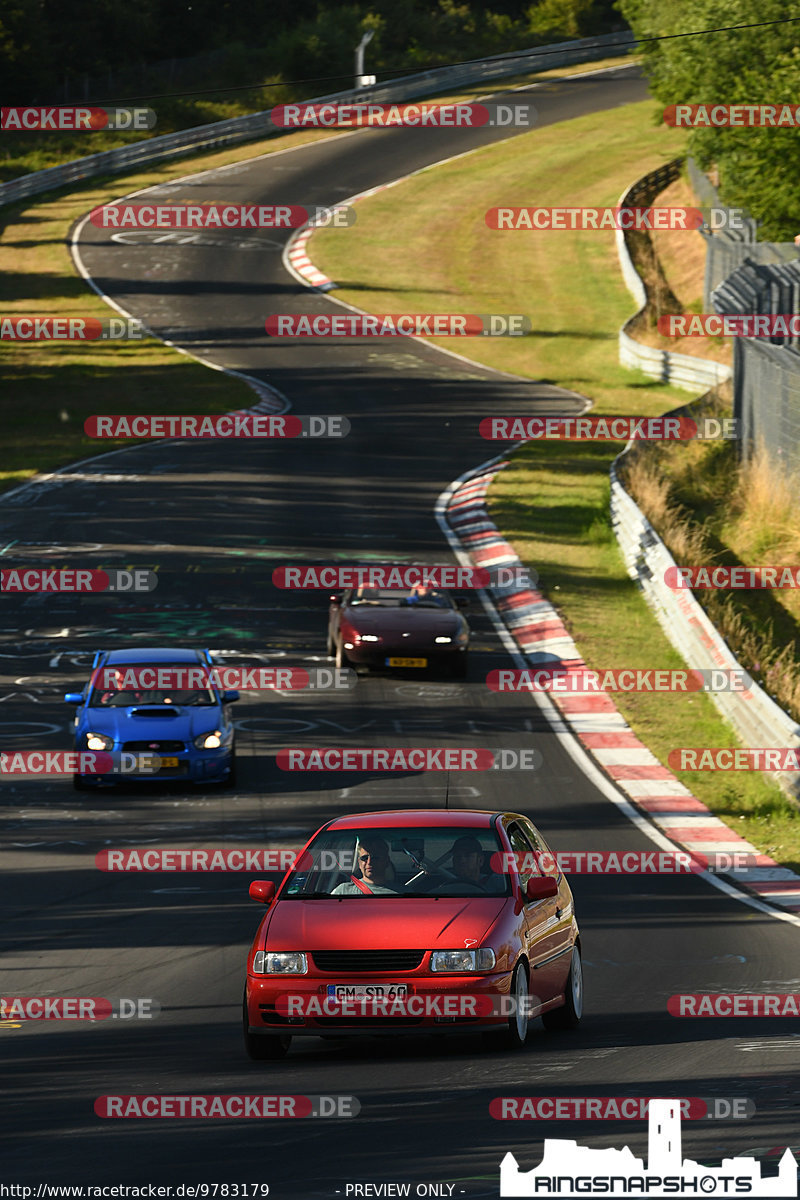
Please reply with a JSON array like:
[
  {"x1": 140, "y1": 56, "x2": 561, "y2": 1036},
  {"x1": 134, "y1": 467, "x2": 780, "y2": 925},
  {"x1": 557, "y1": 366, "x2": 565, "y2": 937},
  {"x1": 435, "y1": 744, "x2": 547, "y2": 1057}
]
[
  {"x1": 159, "y1": 757, "x2": 179, "y2": 768},
  {"x1": 327, "y1": 985, "x2": 409, "y2": 999},
  {"x1": 387, "y1": 657, "x2": 427, "y2": 667}
]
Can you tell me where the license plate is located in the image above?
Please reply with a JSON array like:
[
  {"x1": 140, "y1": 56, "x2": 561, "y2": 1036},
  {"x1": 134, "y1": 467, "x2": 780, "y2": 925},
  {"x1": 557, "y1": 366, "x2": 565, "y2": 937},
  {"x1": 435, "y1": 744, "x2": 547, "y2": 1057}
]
[
  {"x1": 327, "y1": 984, "x2": 409, "y2": 999},
  {"x1": 387, "y1": 657, "x2": 427, "y2": 668},
  {"x1": 159, "y1": 757, "x2": 179, "y2": 768}
]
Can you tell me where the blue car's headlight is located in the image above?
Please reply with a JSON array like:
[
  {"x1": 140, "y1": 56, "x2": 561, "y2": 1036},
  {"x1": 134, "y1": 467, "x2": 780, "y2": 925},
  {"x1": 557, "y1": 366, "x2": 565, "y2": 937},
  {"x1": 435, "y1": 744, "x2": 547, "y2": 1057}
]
[
  {"x1": 85, "y1": 732, "x2": 114, "y2": 751},
  {"x1": 194, "y1": 730, "x2": 224, "y2": 750}
]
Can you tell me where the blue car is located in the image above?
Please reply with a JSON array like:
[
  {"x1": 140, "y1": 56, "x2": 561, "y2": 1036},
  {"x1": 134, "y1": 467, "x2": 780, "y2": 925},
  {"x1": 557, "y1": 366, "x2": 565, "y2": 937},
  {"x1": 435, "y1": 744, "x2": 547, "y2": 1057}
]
[{"x1": 65, "y1": 647, "x2": 239, "y2": 789}]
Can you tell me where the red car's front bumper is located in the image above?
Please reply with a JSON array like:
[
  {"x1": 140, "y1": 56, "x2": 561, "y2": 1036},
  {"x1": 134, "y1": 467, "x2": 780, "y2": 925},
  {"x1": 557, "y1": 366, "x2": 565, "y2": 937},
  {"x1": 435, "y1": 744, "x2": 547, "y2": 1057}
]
[{"x1": 246, "y1": 970, "x2": 520, "y2": 1037}]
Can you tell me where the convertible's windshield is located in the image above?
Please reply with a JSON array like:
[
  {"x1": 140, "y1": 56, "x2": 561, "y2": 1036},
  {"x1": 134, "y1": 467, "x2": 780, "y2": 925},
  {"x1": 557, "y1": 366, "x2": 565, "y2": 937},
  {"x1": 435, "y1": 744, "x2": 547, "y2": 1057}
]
[
  {"x1": 284, "y1": 826, "x2": 511, "y2": 898},
  {"x1": 349, "y1": 587, "x2": 454, "y2": 610},
  {"x1": 88, "y1": 664, "x2": 216, "y2": 707}
]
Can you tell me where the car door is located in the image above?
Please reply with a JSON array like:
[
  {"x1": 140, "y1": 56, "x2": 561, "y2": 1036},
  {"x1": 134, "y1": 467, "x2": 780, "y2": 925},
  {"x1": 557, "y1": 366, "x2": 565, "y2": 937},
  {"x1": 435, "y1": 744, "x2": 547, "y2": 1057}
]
[{"x1": 505, "y1": 820, "x2": 565, "y2": 1008}]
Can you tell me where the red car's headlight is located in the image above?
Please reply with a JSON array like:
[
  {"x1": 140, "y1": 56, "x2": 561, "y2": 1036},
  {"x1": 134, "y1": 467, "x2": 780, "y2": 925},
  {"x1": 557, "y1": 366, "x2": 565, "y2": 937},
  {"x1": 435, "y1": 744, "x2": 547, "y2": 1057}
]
[
  {"x1": 430, "y1": 949, "x2": 496, "y2": 973},
  {"x1": 253, "y1": 951, "x2": 308, "y2": 975}
]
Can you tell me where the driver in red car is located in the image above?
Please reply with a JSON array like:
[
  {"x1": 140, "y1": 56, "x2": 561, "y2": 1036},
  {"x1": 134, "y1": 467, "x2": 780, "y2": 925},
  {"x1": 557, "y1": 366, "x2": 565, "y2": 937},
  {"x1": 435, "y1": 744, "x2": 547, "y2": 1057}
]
[{"x1": 332, "y1": 836, "x2": 397, "y2": 895}]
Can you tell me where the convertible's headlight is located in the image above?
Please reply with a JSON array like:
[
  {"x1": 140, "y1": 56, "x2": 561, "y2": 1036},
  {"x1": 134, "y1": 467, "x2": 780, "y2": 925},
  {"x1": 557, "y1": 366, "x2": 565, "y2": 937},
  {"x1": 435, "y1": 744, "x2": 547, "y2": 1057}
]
[
  {"x1": 430, "y1": 948, "x2": 495, "y2": 973},
  {"x1": 434, "y1": 636, "x2": 452, "y2": 644},
  {"x1": 194, "y1": 730, "x2": 222, "y2": 749},
  {"x1": 358, "y1": 634, "x2": 380, "y2": 642},
  {"x1": 85, "y1": 732, "x2": 114, "y2": 751},
  {"x1": 253, "y1": 951, "x2": 308, "y2": 975}
]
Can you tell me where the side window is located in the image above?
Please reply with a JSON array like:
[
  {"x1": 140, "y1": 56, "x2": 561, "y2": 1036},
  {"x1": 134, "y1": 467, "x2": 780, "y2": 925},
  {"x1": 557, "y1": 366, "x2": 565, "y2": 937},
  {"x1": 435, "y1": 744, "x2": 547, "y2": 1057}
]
[{"x1": 506, "y1": 822, "x2": 541, "y2": 896}]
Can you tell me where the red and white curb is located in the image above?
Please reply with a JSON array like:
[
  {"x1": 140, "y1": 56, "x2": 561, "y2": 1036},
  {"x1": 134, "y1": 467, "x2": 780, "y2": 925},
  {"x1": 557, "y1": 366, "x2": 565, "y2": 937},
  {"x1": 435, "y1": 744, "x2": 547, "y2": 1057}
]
[
  {"x1": 285, "y1": 228, "x2": 337, "y2": 291},
  {"x1": 445, "y1": 460, "x2": 800, "y2": 916}
]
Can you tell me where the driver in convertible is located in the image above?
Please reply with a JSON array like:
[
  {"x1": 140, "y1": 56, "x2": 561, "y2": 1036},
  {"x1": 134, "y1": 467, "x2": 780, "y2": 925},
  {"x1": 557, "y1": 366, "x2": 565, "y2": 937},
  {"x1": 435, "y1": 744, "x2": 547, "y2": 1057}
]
[{"x1": 331, "y1": 836, "x2": 398, "y2": 895}]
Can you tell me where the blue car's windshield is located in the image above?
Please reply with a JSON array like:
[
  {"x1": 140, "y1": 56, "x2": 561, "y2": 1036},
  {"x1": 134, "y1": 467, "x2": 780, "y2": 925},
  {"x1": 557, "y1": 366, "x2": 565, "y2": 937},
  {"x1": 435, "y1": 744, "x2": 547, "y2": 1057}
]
[{"x1": 88, "y1": 664, "x2": 216, "y2": 707}]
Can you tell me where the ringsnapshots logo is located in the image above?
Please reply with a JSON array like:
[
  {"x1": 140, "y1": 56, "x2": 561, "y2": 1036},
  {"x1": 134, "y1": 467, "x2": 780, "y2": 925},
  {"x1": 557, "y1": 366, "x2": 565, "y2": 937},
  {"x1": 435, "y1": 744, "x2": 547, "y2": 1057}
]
[
  {"x1": 0, "y1": 568, "x2": 156, "y2": 593},
  {"x1": 83, "y1": 414, "x2": 348, "y2": 438},
  {"x1": 499, "y1": 1098, "x2": 797, "y2": 1197},
  {"x1": 1, "y1": 106, "x2": 156, "y2": 131},
  {"x1": 0, "y1": 316, "x2": 144, "y2": 340},
  {"x1": 270, "y1": 100, "x2": 535, "y2": 128},
  {"x1": 265, "y1": 314, "x2": 529, "y2": 337},
  {"x1": 89, "y1": 203, "x2": 355, "y2": 229},
  {"x1": 479, "y1": 416, "x2": 738, "y2": 441},
  {"x1": 664, "y1": 103, "x2": 800, "y2": 127}
]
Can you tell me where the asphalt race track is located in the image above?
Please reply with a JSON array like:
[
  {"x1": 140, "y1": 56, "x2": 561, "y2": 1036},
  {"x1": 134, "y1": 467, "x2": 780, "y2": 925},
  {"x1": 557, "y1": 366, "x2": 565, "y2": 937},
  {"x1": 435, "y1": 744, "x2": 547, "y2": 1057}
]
[{"x1": 1, "y1": 64, "x2": 799, "y2": 1198}]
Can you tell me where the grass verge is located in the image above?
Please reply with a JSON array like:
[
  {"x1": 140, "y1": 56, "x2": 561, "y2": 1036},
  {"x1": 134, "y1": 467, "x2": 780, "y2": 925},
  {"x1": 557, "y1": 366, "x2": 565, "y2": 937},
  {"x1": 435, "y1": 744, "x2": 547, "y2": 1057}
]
[{"x1": 309, "y1": 98, "x2": 800, "y2": 870}]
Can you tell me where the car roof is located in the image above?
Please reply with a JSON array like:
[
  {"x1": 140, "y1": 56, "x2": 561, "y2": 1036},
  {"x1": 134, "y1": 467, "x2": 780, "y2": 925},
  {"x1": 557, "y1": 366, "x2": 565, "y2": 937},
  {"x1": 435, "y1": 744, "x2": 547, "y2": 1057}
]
[
  {"x1": 326, "y1": 810, "x2": 503, "y2": 830},
  {"x1": 103, "y1": 648, "x2": 205, "y2": 664}
]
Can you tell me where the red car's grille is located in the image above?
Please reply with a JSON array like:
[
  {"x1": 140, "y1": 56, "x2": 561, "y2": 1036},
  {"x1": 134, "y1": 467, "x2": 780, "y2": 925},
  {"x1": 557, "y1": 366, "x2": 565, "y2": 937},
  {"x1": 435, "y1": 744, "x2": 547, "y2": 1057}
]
[{"x1": 311, "y1": 950, "x2": 426, "y2": 973}]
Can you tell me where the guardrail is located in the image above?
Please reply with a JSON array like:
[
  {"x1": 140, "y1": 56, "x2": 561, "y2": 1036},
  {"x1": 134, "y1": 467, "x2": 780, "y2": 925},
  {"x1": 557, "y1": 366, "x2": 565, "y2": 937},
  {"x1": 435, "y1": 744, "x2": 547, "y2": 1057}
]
[
  {"x1": 615, "y1": 160, "x2": 732, "y2": 390},
  {"x1": 612, "y1": 163, "x2": 800, "y2": 803},
  {"x1": 0, "y1": 32, "x2": 634, "y2": 211}
]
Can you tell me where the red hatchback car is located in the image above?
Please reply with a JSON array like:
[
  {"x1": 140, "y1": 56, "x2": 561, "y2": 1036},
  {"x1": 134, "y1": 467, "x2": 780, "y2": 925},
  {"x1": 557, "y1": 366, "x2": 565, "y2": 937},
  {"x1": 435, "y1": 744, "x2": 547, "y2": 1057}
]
[{"x1": 243, "y1": 809, "x2": 582, "y2": 1059}]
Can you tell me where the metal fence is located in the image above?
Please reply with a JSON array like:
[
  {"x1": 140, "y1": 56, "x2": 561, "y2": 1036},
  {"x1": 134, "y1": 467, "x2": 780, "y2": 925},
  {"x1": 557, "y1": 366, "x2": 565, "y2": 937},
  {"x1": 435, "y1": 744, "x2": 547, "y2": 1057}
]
[
  {"x1": 731, "y1": 336, "x2": 800, "y2": 475},
  {"x1": 0, "y1": 32, "x2": 634, "y2": 211},
  {"x1": 686, "y1": 157, "x2": 797, "y2": 307}
]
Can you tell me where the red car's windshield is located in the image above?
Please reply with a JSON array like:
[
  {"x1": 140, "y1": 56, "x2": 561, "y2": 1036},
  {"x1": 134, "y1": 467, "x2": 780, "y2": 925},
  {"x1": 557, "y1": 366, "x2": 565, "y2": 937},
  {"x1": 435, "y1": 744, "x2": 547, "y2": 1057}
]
[
  {"x1": 284, "y1": 826, "x2": 511, "y2": 898},
  {"x1": 349, "y1": 587, "x2": 454, "y2": 609}
]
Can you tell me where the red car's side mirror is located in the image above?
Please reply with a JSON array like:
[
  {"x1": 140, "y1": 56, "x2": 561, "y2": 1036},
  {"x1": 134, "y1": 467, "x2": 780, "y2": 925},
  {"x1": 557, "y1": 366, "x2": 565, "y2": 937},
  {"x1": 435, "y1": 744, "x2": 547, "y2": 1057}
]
[
  {"x1": 249, "y1": 880, "x2": 276, "y2": 905},
  {"x1": 525, "y1": 876, "x2": 558, "y2": 901}
]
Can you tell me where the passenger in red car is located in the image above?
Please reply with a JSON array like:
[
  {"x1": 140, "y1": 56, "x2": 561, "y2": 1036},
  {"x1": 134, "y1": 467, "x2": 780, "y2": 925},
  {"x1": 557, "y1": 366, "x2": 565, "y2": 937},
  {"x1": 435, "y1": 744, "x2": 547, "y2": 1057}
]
[{"x1": 332, "y1": 836, "x2": 398, "y2": 894}]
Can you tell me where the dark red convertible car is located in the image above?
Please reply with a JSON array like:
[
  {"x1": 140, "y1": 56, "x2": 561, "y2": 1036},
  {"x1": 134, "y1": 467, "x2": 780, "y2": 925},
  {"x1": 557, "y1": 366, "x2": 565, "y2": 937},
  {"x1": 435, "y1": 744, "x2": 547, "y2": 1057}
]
[
  {"x1": 243, "y1": 809, "x2": 582, "y2": 1059},
  {"x1": 327, "y1": 586, "x2": 470, "y2": 677}
]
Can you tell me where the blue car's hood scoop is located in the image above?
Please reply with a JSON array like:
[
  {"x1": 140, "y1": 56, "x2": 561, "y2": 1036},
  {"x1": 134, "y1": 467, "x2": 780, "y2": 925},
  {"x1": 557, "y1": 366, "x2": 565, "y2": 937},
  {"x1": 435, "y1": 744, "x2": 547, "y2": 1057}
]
[{"x1": 129, "y1": 706, "x2": 181, "y2": 718}]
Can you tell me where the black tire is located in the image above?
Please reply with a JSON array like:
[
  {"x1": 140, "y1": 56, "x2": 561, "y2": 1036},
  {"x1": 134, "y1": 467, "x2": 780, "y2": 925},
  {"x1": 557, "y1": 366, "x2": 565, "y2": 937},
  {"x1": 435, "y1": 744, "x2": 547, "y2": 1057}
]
[
  {"x1": 243, "y1": 993, "x2": 291, "y2": 1061},
  {"x1": 326, "y1": 627, "x2": 335, "y2": 657},
  {"x1": 542, "y1": 945, "x2": 583, "y2": 1031},
  {"x1": 493, "y1": 961, "x2": 530, "y2": 1051},
  {"x1": 334, "y1": 639, "x2": 347, "y2": 670}
]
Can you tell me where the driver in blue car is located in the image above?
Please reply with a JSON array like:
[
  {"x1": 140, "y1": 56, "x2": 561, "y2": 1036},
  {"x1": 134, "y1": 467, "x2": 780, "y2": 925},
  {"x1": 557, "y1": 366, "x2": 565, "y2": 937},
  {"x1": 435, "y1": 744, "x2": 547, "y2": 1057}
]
[{"x1": 332, "y1": 836, "x2": 398, "y2": 895}]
